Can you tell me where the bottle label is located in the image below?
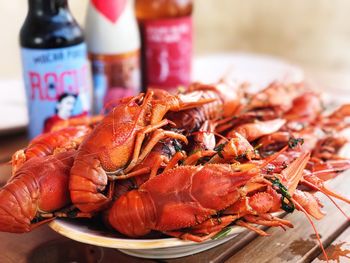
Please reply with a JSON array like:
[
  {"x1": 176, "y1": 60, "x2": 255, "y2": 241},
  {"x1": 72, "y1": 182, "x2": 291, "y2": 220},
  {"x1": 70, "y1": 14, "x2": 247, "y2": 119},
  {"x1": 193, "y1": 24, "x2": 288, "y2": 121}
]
[
  {"x1": 90, "y1": 50, "x2": 141, "y2": 113},
  {"x1": 141, "y1": 16, "x2": 192, "y2": 90},
  {"x1": 21, "y1": 43, "x2": 91, "y2": 139}
]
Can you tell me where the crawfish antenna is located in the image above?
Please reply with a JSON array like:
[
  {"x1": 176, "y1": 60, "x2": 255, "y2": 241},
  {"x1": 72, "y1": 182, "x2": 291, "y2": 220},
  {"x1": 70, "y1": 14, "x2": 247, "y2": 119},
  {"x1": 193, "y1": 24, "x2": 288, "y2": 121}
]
[
  {"x1": 302, "y1": 180, "x2": 350, "y2": 221},
  {"x1": 260, "y1": 145, "x2": 289, "y2": 168},
  {"x1": 292, "y1": 198, "x2": 329, "y2": 262}
]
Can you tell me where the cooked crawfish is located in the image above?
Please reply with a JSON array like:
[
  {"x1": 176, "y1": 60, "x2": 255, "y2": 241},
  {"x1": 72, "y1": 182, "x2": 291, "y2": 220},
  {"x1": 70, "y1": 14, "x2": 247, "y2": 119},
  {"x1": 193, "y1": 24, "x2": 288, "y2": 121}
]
[
  {"x1": 0, "y1": 151, "x2": 76, "y2": 233},
  {"x1": 106, "y1": 149, "x2": 318, "y2": 240},
  {"x1": 165, "y1": 81, "x2": 242, "y2": 132},
  {"x1": 1, "y1": 77, "x2": 349, "y2": 262},
  {"x1": 12, "y1": 126, "x2": 91, "y2": 174},
  {"x1": 112, "y1": 137, "x2": 187, "y2": 200},
  {"x1": 107, "y1": 164, "x2": 259, "y2": 238},
  {"x1": 70, "y1": 90, "x2": 213, "y2": 213}
]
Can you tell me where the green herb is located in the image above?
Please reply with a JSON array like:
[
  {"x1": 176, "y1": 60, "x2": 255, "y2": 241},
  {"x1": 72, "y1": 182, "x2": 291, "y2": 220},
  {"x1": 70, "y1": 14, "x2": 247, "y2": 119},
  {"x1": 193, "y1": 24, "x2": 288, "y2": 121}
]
[
  {"x1": 212, "y1": 227, "x2": 232, "y2": 240},
  {"x1": 288, "y1": 137, "x2": 304, "y2": 149},
  {"x1": 173, "y1": 139, "x2": 182, "y2": 152},
  {"x1": 254, "y1": 143, "x2": 263, "y2": 150},
  {"x1": 214, "y1": 143, "x2": 226, "y2": 158},
  {"x1": 268, "y1": 177, "x2": 295, "y2": 213}
]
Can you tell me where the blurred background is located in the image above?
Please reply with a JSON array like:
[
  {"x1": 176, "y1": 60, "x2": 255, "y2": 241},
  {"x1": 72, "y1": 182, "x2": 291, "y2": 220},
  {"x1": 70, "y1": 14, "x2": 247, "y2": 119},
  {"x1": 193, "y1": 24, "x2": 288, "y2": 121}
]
[{"x1": 2, "y1": 0, "x2": 350, "y2": 86}]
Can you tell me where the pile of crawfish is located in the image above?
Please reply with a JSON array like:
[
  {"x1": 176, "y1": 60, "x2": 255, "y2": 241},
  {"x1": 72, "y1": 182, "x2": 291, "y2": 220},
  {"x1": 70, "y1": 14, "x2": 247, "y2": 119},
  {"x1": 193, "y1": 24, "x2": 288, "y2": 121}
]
[{"x1": 1, "y1": 81, "x2": 350, "y2": 250}]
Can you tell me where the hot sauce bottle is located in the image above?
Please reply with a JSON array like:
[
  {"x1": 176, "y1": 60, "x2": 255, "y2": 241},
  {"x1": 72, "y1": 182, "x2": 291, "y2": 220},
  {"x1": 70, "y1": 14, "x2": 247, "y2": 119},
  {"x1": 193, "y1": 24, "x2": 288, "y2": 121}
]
[
  {"x1": 135, "y1": 0, "x2": 193, "y2": 91},
  {"x1": 20, "y1": 0, "x2": 91, "y2": 139},
  {"x1": 85, "y1": 0, "x2": 141, "y2": 114}
]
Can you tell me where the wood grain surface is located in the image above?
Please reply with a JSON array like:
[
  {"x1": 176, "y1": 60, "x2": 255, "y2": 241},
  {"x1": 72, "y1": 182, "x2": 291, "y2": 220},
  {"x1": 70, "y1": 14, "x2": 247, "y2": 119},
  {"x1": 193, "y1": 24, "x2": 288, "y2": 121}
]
[
  {"x1": 225, "y1": 172, "x2": 350, "y2": 263},
  {"x1": 313, "y1": 227, "x2": 350, "y2": 263}
]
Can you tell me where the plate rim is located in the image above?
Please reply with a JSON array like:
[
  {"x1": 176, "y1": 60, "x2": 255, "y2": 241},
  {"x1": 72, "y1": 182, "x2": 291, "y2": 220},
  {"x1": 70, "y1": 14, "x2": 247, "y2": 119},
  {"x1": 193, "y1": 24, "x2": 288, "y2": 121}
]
[{"x1": 49, "y1": 219, "x2": 246, "y2": 250}]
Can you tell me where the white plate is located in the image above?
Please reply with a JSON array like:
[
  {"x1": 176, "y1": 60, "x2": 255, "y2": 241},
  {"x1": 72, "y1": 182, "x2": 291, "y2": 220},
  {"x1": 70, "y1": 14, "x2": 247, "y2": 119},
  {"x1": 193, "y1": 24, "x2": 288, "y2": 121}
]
[
  {"x1": 49, "y1": 218, "x2": 246, "y2": 259},
  {"x1": 48, "y1": 53, "x2": 304, "y2": 259}
]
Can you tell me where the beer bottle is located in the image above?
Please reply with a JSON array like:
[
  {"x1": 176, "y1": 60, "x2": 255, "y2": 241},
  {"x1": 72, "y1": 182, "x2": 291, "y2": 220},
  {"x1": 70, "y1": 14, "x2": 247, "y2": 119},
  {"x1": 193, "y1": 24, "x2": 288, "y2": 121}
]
[
  {"x1": 136, "y1": 0, "x2": 193, "y2": 91},
  {"x1": 85, "y1": 0, "x2": 141, "y2": 114},
  {"x1": 20, "y1": 0, "x2": 91, "y2": 138}
]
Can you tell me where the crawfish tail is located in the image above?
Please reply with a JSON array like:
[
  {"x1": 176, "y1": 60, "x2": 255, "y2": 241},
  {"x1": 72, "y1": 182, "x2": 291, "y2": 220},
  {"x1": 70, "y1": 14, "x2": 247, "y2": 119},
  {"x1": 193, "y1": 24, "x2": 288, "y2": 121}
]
[
  {"x1": 0, "y1": 176, "x2": 37, "y2": 233},
  {"x1": 12, "y1": 126, "x2": 90, "y2": 175},
  {"x1": 25, "y1": 126, "x2": 90, "y2": 159},
  {"x1": 0, "y1": 151, "x2": 74, "y2": 233},
  {"x1": 108, "y1": 190, "x2": 156, "y2": 237}
]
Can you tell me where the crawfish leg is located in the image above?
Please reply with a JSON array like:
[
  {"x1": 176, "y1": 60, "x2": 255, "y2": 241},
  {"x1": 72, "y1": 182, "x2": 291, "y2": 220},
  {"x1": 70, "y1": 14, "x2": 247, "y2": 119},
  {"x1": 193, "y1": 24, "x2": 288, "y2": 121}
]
[
  {"x1": 124, "y1": 129, "x2": 188, "y2": 173},
  {"x1": 236, "y1": 220, "x2": 269, "y2": 236},
  {"x1": 149, "y1": 155, "x2": 167, "y2": 179},
  {"x1": 53, "y1": 212, "x2": 93, "y2": 218},
  {"x1": 30, "y1": 217, "x2": 56, "y2": 231},
  {"x1": 38, "y1": 205, "x2": 93, "y2": 219},
  {"x1": 108, "y1": 167, "x2": 151, "y2": 181},
  {"x1": 183, "y1": 150, "x2": 217, "y2": 165},
  {"x1": 165, "y1": 215, "x2": 238, "y2": 242},
  {"x1": 243, "y1": 214, "x2": 293, "y2": 230},
  {"x1": 163, "y1": 151, "x2": 187, "y2": 172},
  {"x1": 137, "y1": 129, "x2": 187, "y2": 163},
  {"x1": 123, "y1": 119, "x2": 171, "y2": 173},
  {"x1": 165, "y1": 230, "x2": 219, "y2": 242}
]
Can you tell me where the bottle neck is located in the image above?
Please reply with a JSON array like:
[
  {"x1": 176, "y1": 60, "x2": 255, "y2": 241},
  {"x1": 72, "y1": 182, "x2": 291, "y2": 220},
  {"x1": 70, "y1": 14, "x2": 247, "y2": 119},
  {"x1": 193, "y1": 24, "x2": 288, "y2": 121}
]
[{"x1": 28, "y1": 0, "x2": 69, "y2": 16}]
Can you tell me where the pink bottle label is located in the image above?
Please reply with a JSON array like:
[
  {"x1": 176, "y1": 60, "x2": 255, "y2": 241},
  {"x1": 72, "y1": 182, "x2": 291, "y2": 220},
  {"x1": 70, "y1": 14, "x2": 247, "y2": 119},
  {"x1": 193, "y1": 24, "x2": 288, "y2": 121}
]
[{"x1": 142, "y1": 16, "x2": 192, "y2": 90}]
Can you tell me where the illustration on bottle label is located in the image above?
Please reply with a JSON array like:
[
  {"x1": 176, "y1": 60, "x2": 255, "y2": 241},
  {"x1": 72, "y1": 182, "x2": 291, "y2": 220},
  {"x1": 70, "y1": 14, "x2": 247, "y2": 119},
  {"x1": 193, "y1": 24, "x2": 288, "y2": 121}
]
[
  {"x1": 21, "y1": 43, "x2": 91, "y2": 138},
  {"x1": 142, "y1": 16, "x2": 192, "y2": 90},
  {"x1": 90, "y1": 50, "x2": 141, "y2": 113}
]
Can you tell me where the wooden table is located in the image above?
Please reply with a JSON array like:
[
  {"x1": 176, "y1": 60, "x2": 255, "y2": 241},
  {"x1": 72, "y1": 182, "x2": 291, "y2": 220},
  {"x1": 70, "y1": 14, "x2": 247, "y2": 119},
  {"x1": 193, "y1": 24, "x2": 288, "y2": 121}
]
[{"x1": 0, "y1": 132, "x2": 349, "y2": 263}]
